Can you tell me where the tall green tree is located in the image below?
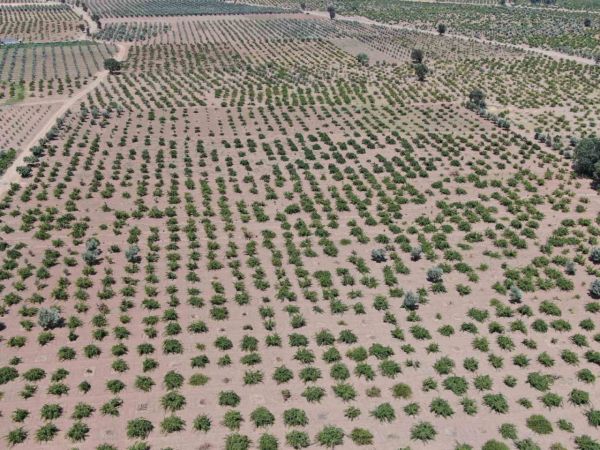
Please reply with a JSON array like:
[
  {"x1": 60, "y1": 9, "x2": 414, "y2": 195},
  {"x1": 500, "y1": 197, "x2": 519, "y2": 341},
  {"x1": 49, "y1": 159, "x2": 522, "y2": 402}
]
[
  {"x1": 468, "y1": 89, "x2": 486, "y2": 109},
  {"x1": 573, "y1": 137, "x2": 600, "y2": 182},
  {"x1": 327, "y1": 5, "x2": 336, "y2": 19},
  {"x1": 104, "y1": 58, "x2": 122, "y2": 74},
  {"x1": 414, "y1": 63, "x2": 429, "y2": 82},
  {"x1": 411, "y1": 48, "x2": 424, "y2": 64}
]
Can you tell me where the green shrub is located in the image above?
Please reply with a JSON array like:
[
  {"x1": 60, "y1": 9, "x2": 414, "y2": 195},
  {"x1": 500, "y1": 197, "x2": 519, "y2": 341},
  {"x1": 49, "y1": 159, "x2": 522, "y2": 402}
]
[
  {"x1": 164, "y1": 371, "x2": 184, "y2": 390},
  {"x1": 482, "y1": 440, "x2": 510, "y2": 450},
  {"x1": 250, "y1": 407, "x2": 275, "y2": 428},
  {"x1": 526, "y1": 415, "x2": 553, "y2": 434},
  {"x1": 160, "y1": 415, "x2": 185, "y2": 433},
  {"x1": 499, "y1": 423, "x2": 518, "y2": 440},
  {"x1": 258, "y1": 433, "x2": 278, "y2": 450},
  {"x1": 225, "y1": 433, "x2": 251, "y2": 450},
  {"x1": 193, "y1": 415, "x2": 211, "y2": 432},
  {"x1": 36, "y1": 423, "x2": 59, "y2": 442},
  {"x1": 11, "y1": 409, "x2": 29, "y2": 423},
  {"x1": 587, "y1": 409, "x2": 600, "y2": 427},
  {"x1": 72, "y1": 402, "x2": 94, "y2": 419},
  {"x1": 483, "y1": 393, "x2": 509, "y2": 413},
  {"x1": 0, "y1": 366, "x2": 19, "y2": 385},
  {"x1": 286, "y1": 431, "x2": 310, "y2": 449},
  {"x1": 316, "y1": 426, "x2": 344, "y2": 448},
  {"x1": 127, "y1": 418, "x2": 153, "y2": 439},
  {"x1": 161, "y1": 392, "x2": 186, "y2": 412},
  {"x1": 350, "y1": 428, "x2": 373, "y2": 445},
  {"x1": 461, "y1": 397, "x2": 477, "y2": 415},
  {"x1": 429, "y1": 397, "x2": 454, "y2": 417},
  {"x1": 189, "y1": 373, "x2": 209, "y2": 386},
  {"x1": 222, "y1": 410, "x2": 243, "y2": 430},
  {"x1": 577, "y1": 368, "x2": 596, "y2": 384},
  {"x1": 283, "y1": 408, "x2": 308, "y2": 427},
  {"x1": 41, "y1": 403, "x2": 63, "y2": 420},
  {"x1": 66, "y1": 421, "x2": 89, "y2": 442},
  {"x1": 332, "y1": 383, "x2": 356, "y2": 401},
  {"x1": 570, "y1": 389, "x2": 590, "y2": 406},
  {"x1": 6, "y1": 427, "x2": 27, "y2": 446},
  {"x1": 410, "y1": 421, "x2": 436, "y2": 442},
  {"x1": 371, "y1": 403, "x2": 395, "y2": 422},
  {"x1": 302, "y1": 386, "x2": 325, "y2": 403},
  {"x1": 219, "y1": 391, "x2": 240, "y2": 407},
  {"x1": 272, "y1": 366, "x2": 293, "y2": 384},
  {"x1": 391, "y1": 383, "x2": 412, "y2": 399},
  {"x1": 574, "y1": 435, "x2": 600, "y2": 450},
  {"x1": 527, "y1": 372, "x2": 553, "y2": 391}
]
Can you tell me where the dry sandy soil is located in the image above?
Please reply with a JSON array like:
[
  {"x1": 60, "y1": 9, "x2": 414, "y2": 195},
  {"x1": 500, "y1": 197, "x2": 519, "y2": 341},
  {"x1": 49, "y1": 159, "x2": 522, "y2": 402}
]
[{"x1": 0, "y1": 5, "x2": 599, "y2": 450}]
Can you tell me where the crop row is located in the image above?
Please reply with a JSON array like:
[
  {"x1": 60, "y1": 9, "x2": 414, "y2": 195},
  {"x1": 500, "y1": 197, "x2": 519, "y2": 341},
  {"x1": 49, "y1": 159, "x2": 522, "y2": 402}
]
[
  {"x1": 0, "y1": 4, "x2": 84, "y2": 42},
  {"x1": 71, "y1": 0, "x2": 289, "y2": 18},
  {"x1": 1, "y1": 89, "x2": 598, "y2": 447},
  {"x1": 249, "y1": 0, "x2": 599, "y2": 59},
  {"x1": 0, "y1": 41, "x2": 116, "y2": 85}
]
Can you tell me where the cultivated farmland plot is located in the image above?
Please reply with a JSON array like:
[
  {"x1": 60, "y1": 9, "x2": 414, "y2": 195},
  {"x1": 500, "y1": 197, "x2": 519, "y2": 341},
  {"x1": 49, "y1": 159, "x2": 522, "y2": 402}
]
[
  {"x1": 0, "y1": 2, "x2": 600, "y2": 450},
  {"x1": 0, "y1": 4, "x2": 86, "y2": 43},
  {"x1": 0, "y1": 41, "x2": 117, "y2": 101},
  {"x1": 69, "y1": 0, "x2": 289, "y2": 18},
  {"x1": 249, "y1": 0, "x2": 600, "y2": 60},
  {"x1": 409, "y1": 0, "x2": 600, "y2": 9},
  {"x1": 0, "y1": 103, "x2": 59, "y2": 149},
  {"x1": 0, "y1": 0, "x2": 48, "y2": 3}
]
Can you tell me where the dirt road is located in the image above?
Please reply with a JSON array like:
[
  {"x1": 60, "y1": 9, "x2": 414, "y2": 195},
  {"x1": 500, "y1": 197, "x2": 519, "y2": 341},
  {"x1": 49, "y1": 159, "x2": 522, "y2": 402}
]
[{"x1": 70, "y1": 2, "x2": 100, "y2": 34}]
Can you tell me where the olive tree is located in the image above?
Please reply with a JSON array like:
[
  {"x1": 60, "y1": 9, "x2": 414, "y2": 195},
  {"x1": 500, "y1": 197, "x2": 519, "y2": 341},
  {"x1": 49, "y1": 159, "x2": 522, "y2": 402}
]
[
  {"x1": 411, "y1": 48, "x2": 424, "y2": 64},
  {"x1": 468, "y1": 89, "x2": 486, "y2": 110},
  {"x1": 82, "y1": 238, "x2": 102, "y2": 265},
  {"x1": 38, "y1": 308, "x2": 62, "y2": 330},
  {"x1": 104, "y1": 58, "x2": 122, "y2": 74},
  {"x1": 414, "y1": 63, "x2": 429, "y2": 82},
  {"x1": 356, "y1": 53, "x2": 369, "y2": 66},
  {"x1": 327, "y1": 5, "x2": 335, "y2": 19}
]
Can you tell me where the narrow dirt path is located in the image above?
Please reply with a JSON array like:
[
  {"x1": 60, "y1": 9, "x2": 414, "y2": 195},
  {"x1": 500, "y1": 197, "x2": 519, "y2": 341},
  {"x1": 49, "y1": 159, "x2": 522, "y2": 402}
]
[
  {"x1": 70, "y1": 2, "x2": 99, "y2": 34},
  {"x1": 306, "y1": 10, "x2": 597, "y2": 66},
  {"x1": 0, "y1": 43, "x2": 129, "y2": 199},
  {"x1": 5, "y1": 97, "x2": 65, "y2": 107}
]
